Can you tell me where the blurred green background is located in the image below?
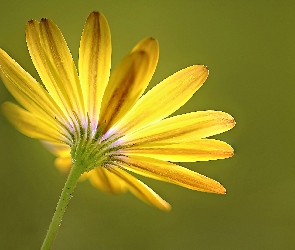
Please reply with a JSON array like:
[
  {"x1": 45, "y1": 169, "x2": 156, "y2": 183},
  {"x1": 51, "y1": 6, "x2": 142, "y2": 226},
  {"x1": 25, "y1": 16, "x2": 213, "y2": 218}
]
[{"x1": 1, "y1": 0, "x2": 294, "y2": 249}]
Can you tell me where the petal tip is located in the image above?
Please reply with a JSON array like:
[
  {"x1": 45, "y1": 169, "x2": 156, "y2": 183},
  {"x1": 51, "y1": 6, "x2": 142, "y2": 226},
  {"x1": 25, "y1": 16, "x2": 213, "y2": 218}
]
[
  {"x1": 146, "y1": 37, "x2": 157, "y2": 43},
  {"x1": 27, "y1": 19, "x2": 35, "y2": 24},
  {"x1": 26, "y1": 19, "x2": 38, "y2": 34},
  {"x1": 89, "y1": 11, "x2": 99, "y2": 18},
  {"x1": 224, "y1": 143, "x2": 235, "y2": 158},
  {"x1": 215, "y1": 183, "x2": 226, "y2": 194},
  {"x1": 190, "y1": 64, "x2": 209, "y2": 81},
  {"x1": 162, "y1": 202, "x2": 172, "y2": 211},
  {"x1": 228, "y1": 149, "x2": 234, "y2": 158},
  {"x1": 221, "y1": 112, "x2": 236, "y2": 130},
  {"x1": 88, "y1": 11, "x2": 106, "y2": 21},
  {"x1": 228, "y1": 114, "x2": 236, "y2": 127}
]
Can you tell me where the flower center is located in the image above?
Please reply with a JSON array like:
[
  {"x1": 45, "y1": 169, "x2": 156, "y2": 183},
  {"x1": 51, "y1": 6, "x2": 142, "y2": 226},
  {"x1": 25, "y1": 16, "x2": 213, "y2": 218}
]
[{"x1": 68, "y1": 114, "x2": 124, "y2": 173}]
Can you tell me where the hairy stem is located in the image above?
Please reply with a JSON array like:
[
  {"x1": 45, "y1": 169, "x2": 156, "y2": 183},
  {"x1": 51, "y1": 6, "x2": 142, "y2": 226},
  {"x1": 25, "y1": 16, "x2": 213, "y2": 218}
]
[{"x1": 41, "y1": 163, "x2": 83, "y2": 250}]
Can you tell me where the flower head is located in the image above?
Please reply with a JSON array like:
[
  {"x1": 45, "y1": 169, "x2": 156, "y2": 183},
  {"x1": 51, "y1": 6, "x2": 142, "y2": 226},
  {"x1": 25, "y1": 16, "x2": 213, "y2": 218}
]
[{"x1": 0, "y1": 12, "x2": 235, "y2": 210}]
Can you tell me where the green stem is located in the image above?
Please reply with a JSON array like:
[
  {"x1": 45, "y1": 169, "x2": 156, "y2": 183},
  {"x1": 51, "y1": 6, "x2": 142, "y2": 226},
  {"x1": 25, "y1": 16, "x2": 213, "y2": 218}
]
[{"x1": 41, "y1": 163, "x2": 83, "y2": 250}]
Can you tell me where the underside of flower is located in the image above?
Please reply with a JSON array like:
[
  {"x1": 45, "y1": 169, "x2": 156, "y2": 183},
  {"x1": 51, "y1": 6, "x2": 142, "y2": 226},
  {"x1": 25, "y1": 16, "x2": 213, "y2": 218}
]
[
  {"x1": 0, "y1": 11, "x2": 235, "y2": 211},
  {"x1": 69, "y1": 114, "x2": 124, "y2": 173},
  {"x1": 0, "y1": 11, "x2": 237, "y2": 249}
]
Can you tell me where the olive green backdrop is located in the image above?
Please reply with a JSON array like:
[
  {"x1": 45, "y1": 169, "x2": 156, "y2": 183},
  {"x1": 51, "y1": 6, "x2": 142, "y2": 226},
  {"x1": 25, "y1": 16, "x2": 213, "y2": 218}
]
[{"x1": 0, "y1": 0, "x2": 294, "y2": 249}]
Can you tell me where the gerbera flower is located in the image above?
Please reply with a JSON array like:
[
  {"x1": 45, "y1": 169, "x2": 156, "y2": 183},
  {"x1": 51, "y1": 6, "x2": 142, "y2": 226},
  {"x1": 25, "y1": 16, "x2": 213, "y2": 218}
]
[{"x1": 0, "y1": 12, "x2": 235, "y2": 212}]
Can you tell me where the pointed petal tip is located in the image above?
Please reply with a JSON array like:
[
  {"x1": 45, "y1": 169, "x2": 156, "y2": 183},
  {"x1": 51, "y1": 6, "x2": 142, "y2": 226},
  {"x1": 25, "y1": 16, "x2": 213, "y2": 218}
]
[
  {"x1": 225, "y1": 112, "x2": 236, "y2": 127},
  {"x1": 232, "y1": 118, "x2": 236, "y2": 128},
  {"x1": 222, "y1": 142, "x2": 235, "y2": 159},
  {"x1": 228, "y1": 149, "x2": 234, "y2": 158},
  {"x1": 214, "y1": 182, "x2": 226, "y2": 194},
  {"x1": 219, "y1": 111, "x2": 236, "y2": 130},
  {"x1": 195, "y1": 178, "x2": 227, "y2": 195},
  {"x1": 228, "y1": 118, "x2": 236, "y2": 131}
]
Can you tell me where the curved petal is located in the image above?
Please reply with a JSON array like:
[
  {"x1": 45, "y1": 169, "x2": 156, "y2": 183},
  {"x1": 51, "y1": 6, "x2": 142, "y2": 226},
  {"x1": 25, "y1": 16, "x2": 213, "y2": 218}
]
[
  {"x1": 0, "y1": 49, "x2": 67, "y2": 129},
  {"x1": 99, "y1": 51, "x2": 149, "y2": 131},
  {"x1": 2, "y1": 102, "x2": 63, "y2": 143},
  {"x1": 121, "y1": 111, "x2": 235, "y2": 145},
  {"x1": 26, "y1": 19, "x2": 84, "y2": 122},
  {"x1": 113, "y1": 65, "x2": 208, "y2": 135},
  {"x1": 108, "y1": 167, "x2": 171, "y2": 211},
  {"x1": 79, "y1": 12, "x2": 111, "y2": 129},
  {"x1": 99, "y1": 37, "x2": 159, "y2": 131},
  {"x1": 120, "y1": 155, "x2": 226, "y2": 194},
  {"x1": 88, "y1": 167, "x2": 127, "y2": 194},
  {"x1": 122, "y1": 139, "x2": 234, "y2": 162},
  {"x1": 130, "y1": 37, "x2": 159, "y2": 72}
]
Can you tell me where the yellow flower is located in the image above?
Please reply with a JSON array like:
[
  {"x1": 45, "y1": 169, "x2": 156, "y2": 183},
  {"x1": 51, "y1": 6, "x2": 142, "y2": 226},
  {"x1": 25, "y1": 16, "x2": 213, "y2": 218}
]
[{"x1": 0, "y1": 12, "x2": 235, "y2": 211}]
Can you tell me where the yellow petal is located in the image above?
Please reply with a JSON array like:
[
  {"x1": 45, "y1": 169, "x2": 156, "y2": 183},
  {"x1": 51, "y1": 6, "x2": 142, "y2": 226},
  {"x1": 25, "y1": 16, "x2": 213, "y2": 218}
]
[
  {"x1": 123, "y1": 139, "x2": 234, "y2": 162},
  {"x1": 43, "y1": 141, "x2": 71, "y2": 157},
  {"x1": 26, "y1": 19, "x2": 84, "y2": 121},
  {"x1": 121, "y1": 155, "x2": 226, "y2": 194},
  {"x1": 99, "y1": 51, "x2": 149, "y2": 131},
  {"x1": 99, "y1": 38, "x2": 159, "y2": 131},
  {"x1": 54, "y1": 156, "x2": 72, "y2": 173},
  {"x1": 108, "y1": 167, "x2": 171, "y2": 211},
  {"x1": 88, "y1": 167, "x2": 127, "y2": 194},
  {"x1": 43, "y1": 142, "x2": 73, "y2": 174},
  {"x1": 131, "y1": 37, "x2": 159, "y2": 72},
  {"x1": 2, "y1": 102, "x2": 62, "y2": 143},
  {"x1": 113, "y1": 65, "x2": 208, "y2": 135},
  {"x1": 121, "y1": 111, "x2": 235, "y2": 145},
  {"x1": 78, "y1": 12, "x2": 111, "y2": 128},
  {"x1": 0, "y1": 49, "x2": 66, "y2": 128}
]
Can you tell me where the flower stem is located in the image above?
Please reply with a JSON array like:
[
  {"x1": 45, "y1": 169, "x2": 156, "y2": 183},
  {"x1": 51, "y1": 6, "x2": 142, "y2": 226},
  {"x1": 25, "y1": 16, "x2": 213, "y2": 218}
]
[{"x1": 41, "y1": 163, "x2": 83, "y2": 250}]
